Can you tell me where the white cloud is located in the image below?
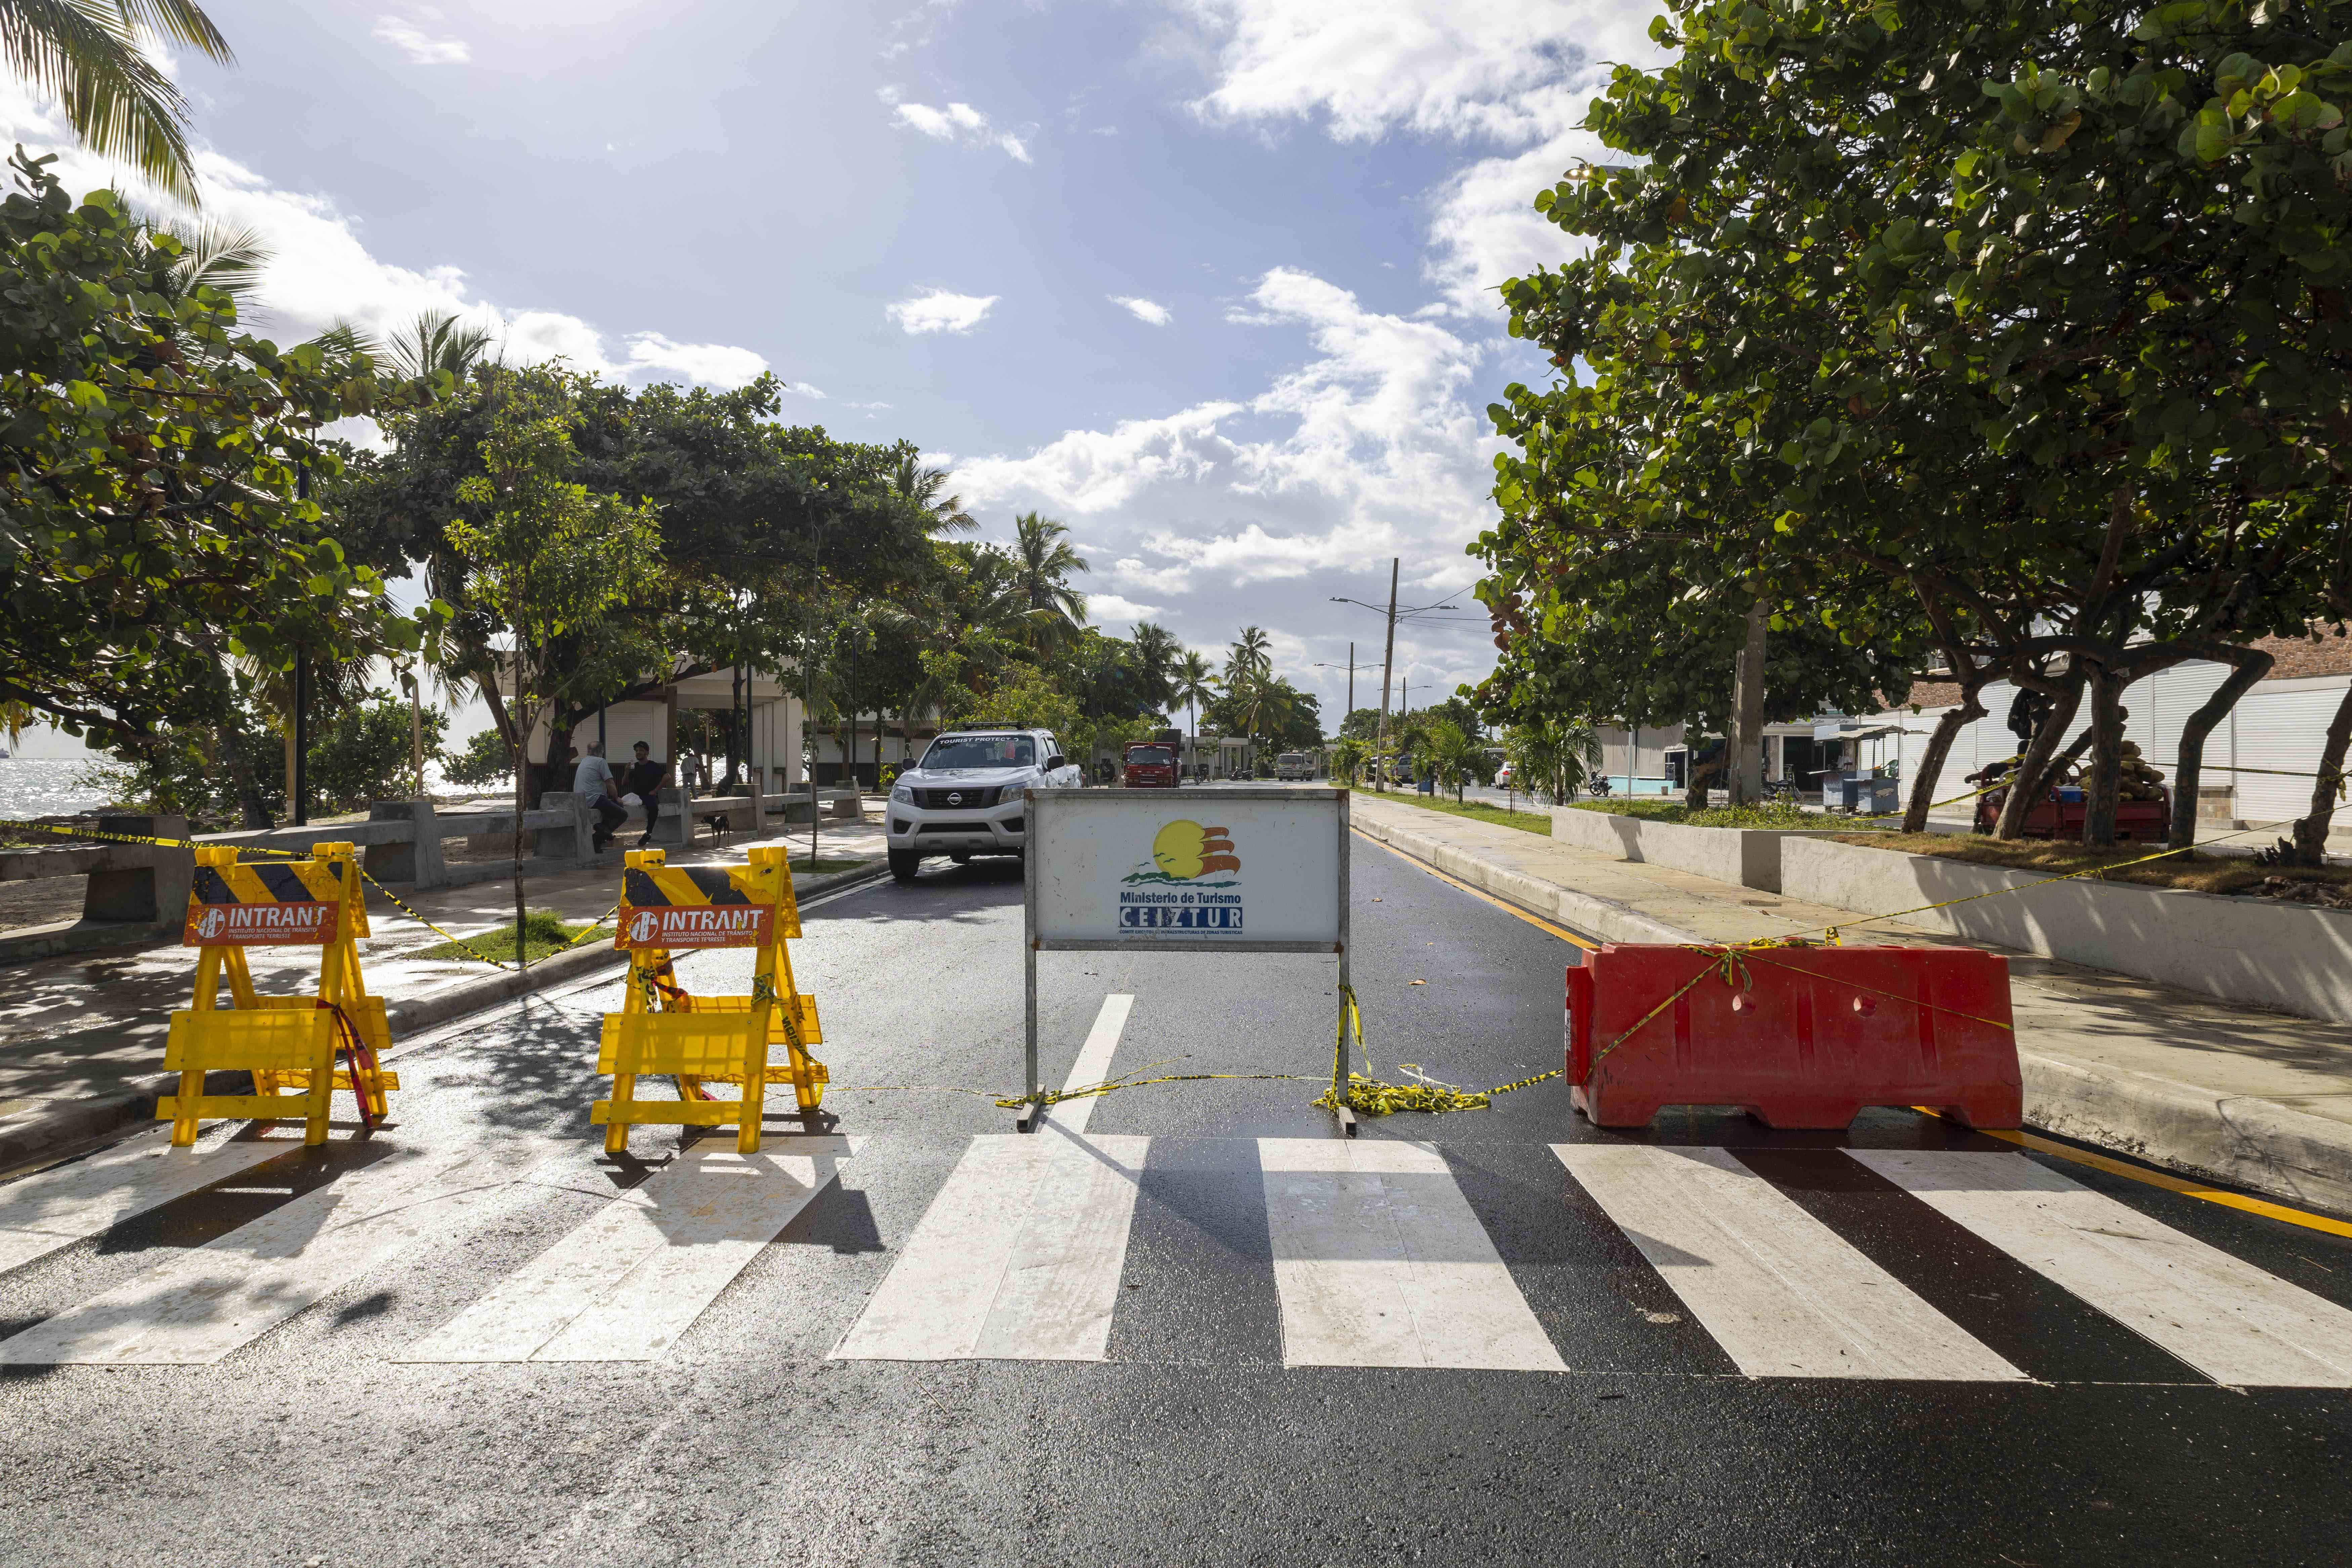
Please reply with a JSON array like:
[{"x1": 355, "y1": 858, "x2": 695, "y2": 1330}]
[
  {"x1": 886, "y1": 288, "x2": 999, "y2": 335},
  {"x1": 1087, "y1": 594, "x2": 1164, "y2": 629},
  {"x1": 372, "y1": 16, "x2": 471, "y2": 66},
  {"x1": 882, "y1": 91, "x2": 1032, "y2": 161},
  {"x1": 0, "y1": 82, "x2": 768, "y2": 388},
  {"x1": 955, "y1": 401, "x2": 1241, "y2": 513},
  {"x1": 1113, "y1": 557, "x2": 1195, "y2": 594},
  {"x1": 1110, "y1": 295, "x2": 1173, "y2": 326},
  {"x1": 951, "y1": 268, "x2": 1495, "y2": 619},
  {"x1": 620, "y1": 332, "x2": 770, "y2": 387},
  {"x1": 1181, "y1": 0, "x2": 1671, "y2": 314}
]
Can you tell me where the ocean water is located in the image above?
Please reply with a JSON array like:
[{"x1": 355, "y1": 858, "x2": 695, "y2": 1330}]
[{"x1": 0, "y1": 756, "x2": 117, "y2": 819}]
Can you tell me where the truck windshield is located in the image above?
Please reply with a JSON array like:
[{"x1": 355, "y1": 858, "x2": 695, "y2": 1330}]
[
  {"x1": 924, "y1": 735, "x2": 1035, "y2": 769},
  {"x1": 1126, "y1": 747, "x2": 1173, "y2": 765}
]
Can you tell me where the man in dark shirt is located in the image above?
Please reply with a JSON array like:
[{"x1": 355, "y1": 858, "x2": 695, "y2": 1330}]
[{"x1": 624, "y1": 741, "x2": 672, "y2": 848}]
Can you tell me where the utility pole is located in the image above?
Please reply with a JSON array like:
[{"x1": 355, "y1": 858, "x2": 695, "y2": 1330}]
[
  {"x1": 1375, "y1": 557, "x2": 1399, "y2": 794},
  {"x1": 1347, "y1": 641, "x2": 1354, "y2": 716}
]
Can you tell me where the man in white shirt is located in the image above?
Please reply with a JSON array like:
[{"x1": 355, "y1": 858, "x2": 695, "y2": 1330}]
[{"x1": 574, "y1": 743, "x2": 627, "y2": 852}]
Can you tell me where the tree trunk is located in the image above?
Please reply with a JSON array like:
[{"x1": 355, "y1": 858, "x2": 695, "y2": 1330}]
[
  {"x1": 222, "y1": 718, "x2": 274, "y2": 830},
  {"x1": 2169, "y1": 646, "x2": 2273, "y2": 849},
  {"x1": 1903, "y1": 685, "x2": 1986, "y2": 834},
  {"x1": 1729, "y1": 597, "x2": 1768, "y2": 806},
  {"x1": 1685, "y1": 733, "x2": 1718, "y2": 810},
  {"x1": 2292, "y1": 680, "x2": 2352, "y2": 864},
  {"x1": 2080, "y1": 665, "x2": 2128, "y2": 848},
  {"x1": 1994, "y1": 668, "x2": 2084, "y2": 839}
]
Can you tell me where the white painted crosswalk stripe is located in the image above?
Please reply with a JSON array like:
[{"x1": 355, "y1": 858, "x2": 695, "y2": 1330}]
[
  {"x1": 402, "y1": 1136, "x2": 862, "y2": 1364},
  {"x1": 1848, "y1": 1149, "x2": 2352, "y2": 1388},
  {"x1": 0, "y1": 1132, "x2": 299, "y2": 1277},
  {"x1": 0, "y1": 1144, "x2": 550, "y2": 1366},
  {"x1": 1555, "y1": 1144, "x2": 2026, "y2": 1382},
  {"x1": 1262, "y1": 1138, "x2": 1565, "y2": 1372},
  {"x1": 1041, "y1": 993, "x2": 1134, "y2": 1138},
  {"x1": 833, "y1": 1130, "x2": 1149, "y2": 1361}
]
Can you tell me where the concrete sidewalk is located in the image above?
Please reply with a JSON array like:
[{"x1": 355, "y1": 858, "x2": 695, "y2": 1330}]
[
  {"x1": 1351, "y1": 791, "x2": 2352, "y2": 1218},
  {"x1": 0, "y1": 809, "x2": 888, "y2": 1172}
]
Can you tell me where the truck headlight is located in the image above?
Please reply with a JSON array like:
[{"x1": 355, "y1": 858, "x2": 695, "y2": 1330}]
[{"x1": 890, "y1": 782, "x2": 913, "y2": 803}]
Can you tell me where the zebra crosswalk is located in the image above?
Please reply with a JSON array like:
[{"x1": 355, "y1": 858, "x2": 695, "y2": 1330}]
[{"x1": 3, "y1": 1118, "x2": 2349, "y2": 1387}]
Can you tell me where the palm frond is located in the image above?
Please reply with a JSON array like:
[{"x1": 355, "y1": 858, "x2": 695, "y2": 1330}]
[
  {"x1": 2, "y1": 0, "x2": 216, "y2": 204},
  {"x1": 160, "y1": 218, "x2": 268, "y2": 299}
]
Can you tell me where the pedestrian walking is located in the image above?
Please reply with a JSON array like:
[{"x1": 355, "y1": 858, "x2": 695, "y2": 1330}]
[
  {"x1": 624, "y1": 741, "x2": 672, "y2": 849},
  {"x1": 574, "y1": 742, "x2": 627, "y2": 852}
]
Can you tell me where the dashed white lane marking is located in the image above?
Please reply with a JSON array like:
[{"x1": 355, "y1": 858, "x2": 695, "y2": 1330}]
[
  {"x1": 1042, "y1": 993, "x2": 1135, "y2": 1138},
  {"x1": 401, "y1": 1137, "x2": 862, "y2": 1364},
  {"x1": 0, "y1": 1132, "x2": 298, "y2": 1277},
  {"x1": 1262, "y1": 1138, "x2": 1566, "y2": 1372},
  {"x1": 832, "y1": 1131, "x2": 1149, "y2": 1362},
  {"x1": 0, "y1": 1144, "x2": 551, "y2": 1366},
  {"x1": 1557, "y1": 1144, "x2": 2025, "y2": 1382},
  {"x1": 1849, "y1": 1149, "x2": 2352, "y2": 1388}
]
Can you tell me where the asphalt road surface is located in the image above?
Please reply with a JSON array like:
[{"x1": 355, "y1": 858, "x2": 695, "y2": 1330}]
[{"x1": 1, "y1": 835, "x2": 2348, "y2": 1566}]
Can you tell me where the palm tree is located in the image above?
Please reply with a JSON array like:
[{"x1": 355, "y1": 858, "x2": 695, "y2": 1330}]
[
  {"x1": 4, "y1": 0, "x2": 236, "y2": 206},
  {"x1": 1128, "y1": 621, "x2": 1179, "y2": 711},
  {"x1": 1506, "y1": 717, "x2": 1603, "y2": 804},
  {"x1": 1222, "y1": 627, "x2": 1274, "y2": 773},
  {"x1": 887, "y1": 451, "x2": 977, "y2": 535},
  {"x1": 1010, "y1": 511, "x2": 1088, "y2": 649},
  {"x1": 1172, "y1": 649, "x2": 1215, "y2": 775},
  {"x1": 382, "y1": 309, "x2": 500, "y2": 382}
]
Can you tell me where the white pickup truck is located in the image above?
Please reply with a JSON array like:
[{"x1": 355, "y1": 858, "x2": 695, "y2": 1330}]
[{"x1": 884, "y1": 727, "x2": 1084, "y2": 882}]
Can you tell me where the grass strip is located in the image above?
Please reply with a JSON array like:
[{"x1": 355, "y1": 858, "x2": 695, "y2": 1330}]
[
  {"x1": 1364, "y1": 790, "x2": 1553, "y2": 837},
  {"x1": 1834, "y1": 831, "x2": 2352, "y2": 900},
  {"x1": 416, "y1": 908, "x2": 603, "y2": 965}
]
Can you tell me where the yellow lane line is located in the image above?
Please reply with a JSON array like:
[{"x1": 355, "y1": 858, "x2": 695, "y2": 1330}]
[
  {"x1": 1916, "y1": 1110, "x2": 2352, "y2": 1239},
  {"x1": 1352, "y1": 827, "x2": 1597, "y2": 950}
]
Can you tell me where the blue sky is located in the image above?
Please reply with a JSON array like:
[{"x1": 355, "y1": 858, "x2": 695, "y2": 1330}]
[{"x1": 4, "y1": 0, "x2": 1669, "y2": 754}]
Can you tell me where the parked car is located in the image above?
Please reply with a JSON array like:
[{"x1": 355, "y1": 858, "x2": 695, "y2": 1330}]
[
  {"x1": 885, "y1": 727, "x2": 1083, "y2": 881},
  {"x1": 1122, "y1": 741, "x2": 1178, "y2": 788},
  {"x1": 1494, "y1": 761, "x2": 1516, "y2": 789}
]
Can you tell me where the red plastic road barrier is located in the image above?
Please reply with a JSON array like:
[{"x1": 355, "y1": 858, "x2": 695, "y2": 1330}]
[{"x1": 1564, "y1": 943, "x2": 2022, "y2": 1131}]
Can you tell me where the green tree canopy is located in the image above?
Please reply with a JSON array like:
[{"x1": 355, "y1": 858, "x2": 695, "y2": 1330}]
[{"x1": 0, "y1": 152, "x2": 444, "y2": 799}]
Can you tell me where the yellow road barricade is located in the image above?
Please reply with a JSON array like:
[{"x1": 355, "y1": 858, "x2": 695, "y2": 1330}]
[
  {"x1": 595, "y1": 845, "x2": 830, "y2": 1154},
  {"x1": 162, "y1": 842, "x2": 397, "y2": 1147}
]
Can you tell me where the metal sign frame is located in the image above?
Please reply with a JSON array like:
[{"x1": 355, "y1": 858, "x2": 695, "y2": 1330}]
[{"x1": 1019, "y1": 786, "x2": 1351, "y2": 1131}]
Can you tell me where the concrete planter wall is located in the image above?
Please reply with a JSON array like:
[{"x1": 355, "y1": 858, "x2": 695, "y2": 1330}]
[
  {"x1": 1780, "y1": 835, "x2": 2352, "y2": 1025},
  {"x1": 1549, "y1": 807, "x2": 1836, "y2": 893}
]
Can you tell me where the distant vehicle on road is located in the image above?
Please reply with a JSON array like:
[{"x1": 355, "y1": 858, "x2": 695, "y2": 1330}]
[
  {"x1": 1494, "y1": 761, "x2": 1515, "y2": 789},
  {"x1": 1274, "y1": 751, "x2": 1315, "y2": 780},
  {"x1": 1122, "y1": 741, "x2": 1178, "y2": 789}
]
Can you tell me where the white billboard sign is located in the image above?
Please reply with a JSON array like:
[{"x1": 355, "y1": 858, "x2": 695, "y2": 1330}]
[
  {"x1": 1015, "y1": 787, "x2": 1353, "y2": 1131},
  {"x1": 1030, "y1": 788, "x2": 1346, "y2": 949}
]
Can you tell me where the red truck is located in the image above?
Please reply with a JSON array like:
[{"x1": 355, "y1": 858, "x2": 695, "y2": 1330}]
[{"x1": 1122, "y1": 741, "x2": 1178, "y2": 788}]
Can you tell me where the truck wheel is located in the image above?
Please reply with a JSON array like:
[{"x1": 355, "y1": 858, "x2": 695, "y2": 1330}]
[{"x1": 889, "y1": 849, "x2": 923, "y2": 883}]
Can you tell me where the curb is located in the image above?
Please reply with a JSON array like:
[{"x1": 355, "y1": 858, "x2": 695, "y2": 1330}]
[
  {"x1": 1353, "y1": 811, "x2": 1689, "y2": 944},
  {"x1": 0, "y1": 859, "x2": 891, "y2": 1178},
  {"x1": 1355, "y1": 808, "x2": 2352, "y2": 1218},
  {"x1": 2020, "y1": 1051, "x2": 2352, "y2": 1219}
]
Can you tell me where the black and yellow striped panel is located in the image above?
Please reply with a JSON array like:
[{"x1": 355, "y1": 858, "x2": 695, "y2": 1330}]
[{"x1": 190, "y1": 858, "x2": 346, "y2": 906}]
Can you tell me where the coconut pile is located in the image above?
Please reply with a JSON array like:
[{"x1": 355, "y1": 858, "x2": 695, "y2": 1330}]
[{"x1": 2114, "y1": 741, "x2": 2167, "y2": 802}]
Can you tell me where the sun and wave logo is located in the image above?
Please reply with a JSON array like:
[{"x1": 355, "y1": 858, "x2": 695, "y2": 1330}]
[{"x1": 1122, "y1": 821, "x2": 1241, "y2": 887}]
